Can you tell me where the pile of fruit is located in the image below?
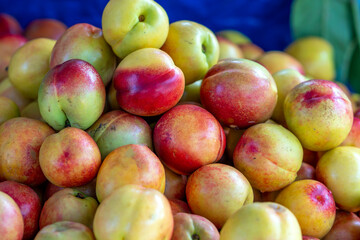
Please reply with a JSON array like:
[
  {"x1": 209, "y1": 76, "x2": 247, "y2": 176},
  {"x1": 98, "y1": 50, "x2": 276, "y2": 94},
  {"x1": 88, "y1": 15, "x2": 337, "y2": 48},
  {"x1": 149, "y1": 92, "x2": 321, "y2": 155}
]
[{"x1": 1, "y1": 0, "x2": 360, "y2": 239}]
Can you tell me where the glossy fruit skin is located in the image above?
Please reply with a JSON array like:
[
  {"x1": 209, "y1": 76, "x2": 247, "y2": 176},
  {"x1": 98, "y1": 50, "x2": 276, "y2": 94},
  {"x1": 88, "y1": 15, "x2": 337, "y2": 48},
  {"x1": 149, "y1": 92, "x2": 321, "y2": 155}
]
[
  {"x1": 284, "y1": 79, "x2": 353, "y2": 151},
  {"x1": 341, "y1": 117, "x2": 360, "y2": 147},
  {"x1": 34, "y1": 221, "x2": 95, "y2": 240},
  {"x1": 0, "y1": 191, "x2": 24, "y2": 240},
  {"x1": 186, "y1": 163, "x2": 253, "y2": 229},
  {"x1": 168, "y1": 199, "x2": 191, "y2": 215},
  {"x1": 95, "y1": 144, "x2": 165, "y2": 202},
  {"x1": 164, "y1": 166, "x2": 187, "y2": 200},
  {"x1": 296, "y1": 162, "x2": 316, "y2": 181},
  {"x1": 113, "y1": 48, "x2": 185, "y2": 116},
  {"x1": 217, "y1": 36, "x2": 243, "y2": 60},
  {"x1": 239, "y1": 43, "x2": 264, "y2": 60},
  {"x1": 323, "y1": 210, "x2": 360, "y2": 240},
  {"x1": 257, "y1": 51, "x2": 304, "y2": 75},
  {"x1": 25, "y1": 18, "x2": 67, "y2": 40},
  {"x1": 275, "y1": 180, "x2": 336, "y2": 238},
  {"x1": 0, "y1": 181, "x2": 42, "y2": 240},
  {"x1": 102, "y1": 0, "x2": 169, "y2": 59},
  {"x1": 220, "y1": 202, "x2": 302, "y2": 240},
  {"x1": 153, "y1": 104, "x2": 226, "y2": 175},
  {"x1": 93, "y1": 184, "x2": 173, "y2": 240},
  {"x1": 200, "y1": 58, "x2": 278, "y2": 128},
  {"x1": 0, "y1": 117, "x2": 54, "y2": 186},
  {"x1": 233, "y1": 123, "x2": 303, "y2": 192},
  {"x1": 316, "y1": 146, "x2": 360, "y2": 212}
]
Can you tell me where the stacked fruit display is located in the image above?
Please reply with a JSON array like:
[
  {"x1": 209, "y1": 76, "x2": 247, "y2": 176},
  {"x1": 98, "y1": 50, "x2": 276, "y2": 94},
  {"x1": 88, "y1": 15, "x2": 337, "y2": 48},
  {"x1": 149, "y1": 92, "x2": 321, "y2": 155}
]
[{"x1": 1, "y1": 0, "x2": 360, "y2": 239}]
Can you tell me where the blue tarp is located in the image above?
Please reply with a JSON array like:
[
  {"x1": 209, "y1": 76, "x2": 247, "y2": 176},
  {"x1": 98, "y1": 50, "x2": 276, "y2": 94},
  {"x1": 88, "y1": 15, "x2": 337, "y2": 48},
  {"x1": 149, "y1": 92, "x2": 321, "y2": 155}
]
[{"x1": 0, "y1": 0, "x2": 293, "y2": 51}]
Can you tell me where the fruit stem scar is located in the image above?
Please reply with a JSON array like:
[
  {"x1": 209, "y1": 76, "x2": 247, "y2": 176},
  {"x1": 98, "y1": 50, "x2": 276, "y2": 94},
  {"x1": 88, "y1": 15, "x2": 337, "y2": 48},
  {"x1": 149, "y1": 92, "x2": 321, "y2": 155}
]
[
  {"x1": 75, "y1": 192, "x2": 85, "y2": 199},
  {"x1": 192, "y1": 234, "x2": 200, "y2": 240},
  {"x1": 202, "y1": 44, "x2": 206, "y2": 54},
  {"x1": 138, "y1": 15, "x2": 145, "y2": 22}
]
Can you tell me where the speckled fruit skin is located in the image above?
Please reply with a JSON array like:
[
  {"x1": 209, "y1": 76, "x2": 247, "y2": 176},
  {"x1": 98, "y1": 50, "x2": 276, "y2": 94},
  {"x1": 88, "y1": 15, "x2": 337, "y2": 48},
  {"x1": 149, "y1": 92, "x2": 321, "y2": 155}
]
[
  {"x1": 284, "y1": 79, "x2": 353, "y2": 151},
  {"x1": 200, "y1": 58, "x2": 277, "y2": 128},
  {"x1": 39, "y1": 127, "x2": 101, "y2": 188},
  {"x1": 34, "y1": 221, "x2": 95, "y2": 240},
  {"x1": 316, "y1": 146, "x2": 360, "y2": 212},
  {"x1": 96, "y1": 144, "x2": 165, "y2": 202},
  {"x1": 93, "y1": 184, "x2": 173, "y2": 240},
  {"x1": 172, "y1": 213, "x2": 220, "y2": 240},
  {"x1": 0, "y1": 191, "x2": 24, "y2": 240},
  {"x1": 275, "y1": 180, "x2": 336, "y2": 238},
  {"x1": 256, "y1": 51, "x2": 304, "y2": 75},
  {"x1": 168, "y1": 199, "x2": 191, "y2": 215},
  {"x1": 25, "y1": 19, "x2": 67, "y2": 40},
  {"x1": 0, "y1": 117, "x2": 54, "y2": 186},
  {"x1": 87, "y1": 110, "x2": 153, "y2": 160},
  {"x1": 341, "y1": 117, "x2": 360, "y2": 147},
  {"x1": 164, "y1": 166, "x2": 187, "y2": 200},
  {"x1": 50, "y1": 23, "x2": 116, "y2": 86},
  {"x1": 0, "y1": 96, "x2": 19, "y2": 124},
  {"x1": 233, "y1": 123, "x2": 303, "y2": 192},
  {"x1": 153, "y1": 104, "x2": 226, "y2": 175},
  {"x1": 186, "y1": 163, "x2": 253, "y2": 229},
  {"x1": 113, "y1": 48, "x2": 184, "y2": 116},
  {"x1": 38, "y1": 59, "x2": 106, "y2": 131},
  {"x1": 39, "y1": 188, "x2": 98, "y2": 230},
  {"x1": 0, "y1": 181, "x2": 42, "y2": 240},
  {"x1": 220, "y1": 202, "x2": 302, "y2": 240},
  {"x1": 323, "y1": 210, "x2": 360, "y2": 240}
]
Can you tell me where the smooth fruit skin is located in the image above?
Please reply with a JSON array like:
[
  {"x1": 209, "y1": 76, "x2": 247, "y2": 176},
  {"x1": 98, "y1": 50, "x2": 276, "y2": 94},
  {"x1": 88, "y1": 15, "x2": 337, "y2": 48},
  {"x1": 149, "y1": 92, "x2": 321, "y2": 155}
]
[
  {"x1": 296, "y1": 162, "x2": 316, "y2": 181},
  {"x1": 216, "y1": 30, "x2": 250, "y2": 45},
  {"x1": 0, "y1": 34, "x2": 27, "y2": 80},
  {"x1": 0, "y1": 181, "x2": 42, "y2": 240},
  {"x1": 8, "y1": 38, "x2": 55, "y2": 99},
  {"x1": 271, "y1": 69, "x2": 307, "y2": 124},
  {"x1": 0, "y1": 78, "x2": 31, "y2": 110},
  {"x1": 0, "y1": 14, "x2": 22, "y2": 36},
  {"x1": 96, "y1": 144, "x2": 165, "y2": 202},
  {"x1": 220, "y1": 202, "x2": 302, "y2": 240},
  {"x1": 34, "y1": 221, "x2": 95, "y2": 240},
  {"x1": 39, "y1": 127, "x2": 101, "y2": 188},
  {"x1": 341, "y1": 117, "x2": 360, "y2": 147},
  {"x1": 323, "y1": 210, "x2": 360, "y2": 240},
  {"x1": 153, "y1": 104, "x2": 226, "y2": 175},
  {"x1": 0, "y1": 191, "x2": 24, "y2": 240},
  {"x1": 93, "y1": 184, "x2": 173, "y2": 240},
  {"x1": 179, "y1": 79, "x2": 202, "y2": 103},
  {"x1": 275, "y1": 180, "x2": 336, "y2": 238},
  {"x1": 25, "y1": 19, "x2": 67, "y2": 40},
  {"x1": 87, "y1": 110, "x2": 153, "y2": 159},
  {"x1": 169, "y1": 199, "x2": 191, "y2": 215},
  {"x1": 257, "y1": 51, "x2": 304, "y2": 75},
  {"x1": 50, "y1": 23, "x2": 116, "y2": 86},
  {"x1": 164, "y1": 166, "x2": 187, "y2": 200},
  {"x1": 233, "y1": 123, "x2": 303, "y2": 192},
  {"x1": 39, "y1": 189, "x2": 98, "y2": 230},
  {"x1": 200, "y1": 58, "x2": 278, "y2": 128},
  {"x1": 217, "y1": 36, "x2": 243, "y2": 60},
  {"x1": 239, "y1": 43, "x2": 264, "y2": 60},
  {"x1": 286, "y1": 37, "x2": 335, "y2": 81},
  {"x1": 161, "y1": 20, "x2": 219, "y2": 85},
  {"x1": 186, "y1": 163, "x2": 253, "y2": 229},
  {"x1": 113, "y1": 48, "x2": 185, "y2": 116},
  {"x1": 0, "y1": 117, "x2": 54, "y2": 186},
  {"x1": 102, "y1": 0, "x2": 169, "y2": 59},
  {"x1": 20, "y1": 101, "x2": 43, "y2": 121},
  {"x1": 316, "y1": 146, "x2": 360, "y2": 212},
  {"x1": 38, "y1": 59, "x2": 106, "y2": 131},
  {"x1": 172, "y1": 213, "x2": 220, "y2": 240},
  {"x1": 284, "y1": 79, "x2": 353, "y2": 151},
  {"x1": 0, "y1": 96, "x2": 19, "y2": 124}
]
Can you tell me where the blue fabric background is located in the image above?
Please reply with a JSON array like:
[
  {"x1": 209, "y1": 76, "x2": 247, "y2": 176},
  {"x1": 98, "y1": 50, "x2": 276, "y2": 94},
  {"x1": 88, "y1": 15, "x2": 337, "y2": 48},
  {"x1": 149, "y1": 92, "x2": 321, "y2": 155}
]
[{"x1": 0, "y1": 0, "x2": 293, "y2": 51}]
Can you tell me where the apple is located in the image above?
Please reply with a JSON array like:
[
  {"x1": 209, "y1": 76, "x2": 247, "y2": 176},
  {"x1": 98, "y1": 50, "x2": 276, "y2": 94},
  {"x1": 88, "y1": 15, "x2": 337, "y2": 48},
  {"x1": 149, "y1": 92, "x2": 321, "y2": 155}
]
[
  {"x1": 87, "y1": 110, "x2": 153, "y2": 159},
  {"x1": 172, "y1": 213, "x2": 220, "y2": 240},
  {"x1": 179, "y1": 79, "x2": 202, "y2": 103},
  {"x1": 216, "y1": 30, "x2": 250, "y2": 45},
  {"x1": 102, "y1": 0, "x2": 169, "y2": 59},
  {"x1": 113, "y1": 48, "x2": 185, "y2": 116},
  {"x1": 217, "y1": 36, "x2": 243, "y2": 60},
  {"x1": 296, "y1": 162, "x2": 316, "y2": 181},
  {"x1": 0, "y1": 96, "x2": 19, "y2": 124},
  {"x1": 96, "y1": 144, "x2": 165, "y2": 202},
  {"x1": 34, "y1": 221, "x2": 95, "y2": 240},
  {"x1": 0, "y1": 191, "x2": 24, "y2": 240},
  {"x1": 164, "y1": 166, "x2": 187, "y2": 200},
  {"x1": 186, "y1": 163, "x2": 253, "y2": 228},
  {"x1": 0, "y1": 34, "x2": 27, "y2": 80},
  {"x1": 168, "y1": 199, "x2": 191, "y2": 215},
  {"x1": 284, "y1": 79, "x2": 353, "y2": 151},
  {"x1": 39, "y1": 188, "x2": 98, "y2": 229},
  {"x1": 20, "y1": 101, "x2": 43, "y2": 121},
  {"x1": 322, "y1": 210, "x2": 360, "y2": 240},
  {"x1": 341, "y1": 116, "x2": 360, "y2": 147},
  {"x1": 238, "y1": 43, "x2": 264, "y2": 60},
  {"x1": 286, "y1": 37, "x2": 335, "y2": 81},
  {"x1": 233, "y1": 123, "x2": 303, "y2": 192},
  {"x1": 0, "y1": 13, "x2": 22, "y2": 36},
  {"x1": 93, "y1": 184, "x2": 173, "y2": 240},
  {"x1": 38, "y1": 59, "x2": 106, "y2": 131},
  {"x1": 161, "y1": 20, "x2": 219, "y2": 85},
  {"x1": 316, "y1": 146, "x2": 360, "y2": 212},
  {"x1": 0, "y1": 117, "x2": 54, "y2": 185},
  {"x1": 256, "y1": 51, "x2": 304, "y2": 74},
  {"x1": 275, "y1": 180, "x2": 336, "y2": 238},
  {"x1": 220, "y1": 202, "x2": 302, "y2": 240},
  {"x1": 153, "y1": 104, "x2": 225, "y2": 175},
  {"x1": 25, "y1": 19, "x2": 67, "y2": 40},
  {"x1": 39, "y1": 127, "x2": 101, "y2": 188},
  {"x1": 271, "y1": 69, "x2": 307, "y2": 125},
  {"x1": 8, "y1": 38, "x2": 55, "y2": 99},
  {"x1": 50, "y1": 23, "x2": 116, "y2": 86},
  {"x1": 0, "y1": 181, "x2": 42, "y2": 240},
  {"x1": 0, "y1": 78, "x2": 31, "y2": 110},
  {"x1": 200, "y1": 58, "x2": 278, "y2": 128}
]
